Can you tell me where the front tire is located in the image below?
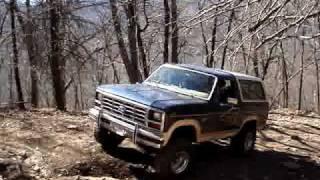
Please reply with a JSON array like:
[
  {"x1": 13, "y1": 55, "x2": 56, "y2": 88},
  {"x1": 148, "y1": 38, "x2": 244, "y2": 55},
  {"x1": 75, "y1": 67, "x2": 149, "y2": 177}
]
[
  {"x1": 231, "y1": 124, "x2": 256, "y2": 155},
  {"x1": 94, "y1": 126, "x2": 124, "y2": 149},
  {"x1": 154, "y1": 138, "x2": 193, "y2": 177}
]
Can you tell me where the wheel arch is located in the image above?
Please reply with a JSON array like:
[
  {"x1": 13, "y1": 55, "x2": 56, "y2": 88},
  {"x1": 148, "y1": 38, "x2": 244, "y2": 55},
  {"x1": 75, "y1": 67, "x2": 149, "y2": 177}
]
[
  {"x1": 240, "y1": 119, "x2": 257, "y2": 132},
  {"x1": 162, "y1": 119, "x2": 201, "y2": 146}
]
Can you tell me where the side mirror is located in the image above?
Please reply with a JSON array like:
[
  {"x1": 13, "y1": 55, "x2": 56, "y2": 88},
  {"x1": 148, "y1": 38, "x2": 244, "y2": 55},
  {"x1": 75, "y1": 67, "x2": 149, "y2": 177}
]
[
  {"x1": 227, "y1": 97, "x2": 238, "y2": 105},
  {"x1": 136, "y1": 80, "x2": 143, "y2": 84}
]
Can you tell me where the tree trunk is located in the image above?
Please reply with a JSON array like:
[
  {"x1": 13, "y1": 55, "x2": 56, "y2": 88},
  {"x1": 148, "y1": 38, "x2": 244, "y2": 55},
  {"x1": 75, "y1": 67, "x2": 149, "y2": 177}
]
[
  {"x1": 209, "y1": 16, "x2": 217, "y2": 68},
  {"x1": 8, "y1": 59, "x2": 14, "y2": 108},
  {"x1": 252, "y1": 51, "x2": 259, "y2": 77},
  {"x1": 199, "y1": 20, "x2": 209, "y2": 67},
  {"x1": 163, "y1": 0, "x2": 170, "y2": 63},
  {"x1": 26, "y1": 0, "x2": 38, "y2": 107},
  {"x1": 104, "y1": 35, "x2": 119, "y2": 83},
  {"x1": 221, "y1": 9, "x2": 235, "y2": 69},
  {"x1": 262, "y1": 43, "x2": 276, "y2": 80},
  {"x1": 78, "y1": 72, "x2": 84, "y2": 110},
  {"x1": 136, "y1": 0, "x2": 149, "y2": 80},
  {"x1": 137, "y1": 26, "x2": 149, "y2": 79},
  {"x1": 49, "y1": 0, "x2": 66, "y2": 111},
  {"x1": 314, "y1": 54, "x2": 320, "y2": 113},
  {"x1": 126, "y1": 0, "x2": 141, "y2": 81},
  {"x1": 170, "y1": 0, "x2": 178, "y2": 63},
  {"x1": 298, "y1": 31, "x2": 305, "y2": 110},
  {"x1": 280, "y1": 43, "x2": 288, "y2": 108},
  {"x1": 9, "y1": 0, "x2": 25, "y2": 110},
  {"x1": 109, "y1": 0, "x2": 140, "y2": 83},
  {"x1": 315, "y1": 16, "x2": 320, "y2": 113},
  {"x1": 74, "y1": 84, "x2": 79, "y2": 110},
  {"x1": 249, "y1": 35, "x2": 259, "y2": 77},
  {"x1": 16, "y1": 0, "x2": 39, "y2": 107},
  {"x1": 198, "y1": 0, "x2": 208, "y2": 66},
  {"x1": 0, "y1": 9, "x2": 8, "y2": 36}
]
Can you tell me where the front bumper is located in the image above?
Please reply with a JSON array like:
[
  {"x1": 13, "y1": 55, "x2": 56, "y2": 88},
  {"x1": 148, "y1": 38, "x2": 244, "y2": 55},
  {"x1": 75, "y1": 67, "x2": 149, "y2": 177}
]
[{"x1": 89, "y1": 107, "x2": 163, "y2": 149}]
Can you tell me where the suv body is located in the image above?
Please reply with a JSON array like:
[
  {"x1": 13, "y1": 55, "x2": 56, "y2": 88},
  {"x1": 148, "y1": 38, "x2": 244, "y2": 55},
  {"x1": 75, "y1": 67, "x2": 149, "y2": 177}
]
[{"x1": 89, "y1": 64, "x2": 269, "y2": 175}]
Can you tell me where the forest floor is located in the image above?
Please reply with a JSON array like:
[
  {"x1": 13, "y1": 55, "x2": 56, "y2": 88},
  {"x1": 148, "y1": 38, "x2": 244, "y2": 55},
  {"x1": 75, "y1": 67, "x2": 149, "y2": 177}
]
[{"x1": 0, "y1": 108, "x2": 319, "y2": 180}]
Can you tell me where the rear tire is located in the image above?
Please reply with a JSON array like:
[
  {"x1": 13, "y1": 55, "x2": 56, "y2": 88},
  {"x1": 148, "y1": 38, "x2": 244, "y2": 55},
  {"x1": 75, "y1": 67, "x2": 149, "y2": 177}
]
[
  {"x1": 231, "y1": 124, "x2": 256, "y2": 155},
  {"x1": 94, "y1": 126, "x2": 124, "y2": 149},
  {"x1": 154, "y1": 138, "x2": 193, "y2": 177}
]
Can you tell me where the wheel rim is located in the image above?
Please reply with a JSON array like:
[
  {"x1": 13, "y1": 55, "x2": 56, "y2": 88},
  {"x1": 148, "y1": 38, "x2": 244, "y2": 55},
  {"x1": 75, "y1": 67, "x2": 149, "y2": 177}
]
[
  {"x1": 244, "y1": 132, "x2": 254, "y2": 152},
  {"x1": 170, "y1": 151, "x2": 190, "y2": 174}
]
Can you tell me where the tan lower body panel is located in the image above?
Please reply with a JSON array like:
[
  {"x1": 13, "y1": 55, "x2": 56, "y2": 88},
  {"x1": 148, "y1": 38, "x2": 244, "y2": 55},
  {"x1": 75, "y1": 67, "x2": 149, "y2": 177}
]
[
  {"x1": 162, "y1": 119, "x2": 239, "y2": 145},
  {"x1": 198, "y1": 130, "x2": 238, "y2": 142}
]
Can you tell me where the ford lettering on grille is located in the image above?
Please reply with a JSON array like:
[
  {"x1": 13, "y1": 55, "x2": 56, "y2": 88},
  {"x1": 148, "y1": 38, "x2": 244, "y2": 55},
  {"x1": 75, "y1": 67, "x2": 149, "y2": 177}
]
[
  {"x1": 101, "y1": 94, "x2": 147, "y2": 126},
  {"x1": 118, "y1": 105, "x2": 126, "y2": 114}
]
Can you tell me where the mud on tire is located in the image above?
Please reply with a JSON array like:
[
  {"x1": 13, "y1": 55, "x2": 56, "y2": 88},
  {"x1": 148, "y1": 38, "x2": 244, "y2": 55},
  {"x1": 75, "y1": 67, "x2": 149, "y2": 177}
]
[
  {"x1": 231, "y1": 123, "x2": 256, "y2": 155},
  {"x1": 153, "y1": 138, "x2": 193, "y2": 177}
]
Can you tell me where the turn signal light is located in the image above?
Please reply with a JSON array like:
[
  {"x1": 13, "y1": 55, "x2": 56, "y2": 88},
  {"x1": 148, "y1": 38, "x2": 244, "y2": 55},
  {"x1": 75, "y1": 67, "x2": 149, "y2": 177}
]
[{"x1": 149, "y1": 122, "x2": 161, "y2": 129}]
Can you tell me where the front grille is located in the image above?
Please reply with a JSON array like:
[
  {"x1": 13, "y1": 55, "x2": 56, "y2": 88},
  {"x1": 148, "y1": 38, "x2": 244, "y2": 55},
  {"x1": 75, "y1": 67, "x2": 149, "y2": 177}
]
[{"x1": 101, "y1": 94, "x2": 148, "y2": 126}]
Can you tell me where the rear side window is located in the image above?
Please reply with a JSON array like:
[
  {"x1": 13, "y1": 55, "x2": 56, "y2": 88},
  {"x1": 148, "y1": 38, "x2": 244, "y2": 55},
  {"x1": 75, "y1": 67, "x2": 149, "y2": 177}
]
[{"x1": 239, "y1": 80, "x2": 266, "y2": 100}]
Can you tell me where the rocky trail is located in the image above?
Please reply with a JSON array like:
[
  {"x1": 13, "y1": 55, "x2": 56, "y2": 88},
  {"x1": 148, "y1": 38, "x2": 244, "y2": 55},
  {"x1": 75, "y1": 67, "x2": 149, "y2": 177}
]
[{"x1": 0, "y1": 109, "x2": 319, "y2": 180}]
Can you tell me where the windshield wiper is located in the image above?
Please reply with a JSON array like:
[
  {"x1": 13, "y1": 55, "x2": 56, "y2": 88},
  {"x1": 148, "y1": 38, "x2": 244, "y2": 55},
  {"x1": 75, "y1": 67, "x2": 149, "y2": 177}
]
[
  {"x1": 145, "y1": 81, "x2": 159, "y2": 88},
  {"x1": 146, "y1": 81, "x2": 207, "y2": 99},
  {"x1": 161, "y1": 83, "x2": 201, "y2": 98}
]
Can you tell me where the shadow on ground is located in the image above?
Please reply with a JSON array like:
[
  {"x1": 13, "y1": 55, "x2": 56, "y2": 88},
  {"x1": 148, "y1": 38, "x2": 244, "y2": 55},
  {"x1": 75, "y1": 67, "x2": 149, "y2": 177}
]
[{"x1": 101, "y1": 141, "x2": 320, "y2": 180}]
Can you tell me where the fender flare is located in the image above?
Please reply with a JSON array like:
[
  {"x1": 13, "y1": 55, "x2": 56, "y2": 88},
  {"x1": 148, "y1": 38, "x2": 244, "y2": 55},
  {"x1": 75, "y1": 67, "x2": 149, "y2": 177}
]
[
  {"x1": 162, "y1": 119, "x2": 201, "y2": 146},
  {"x1": 239, "y1": 115, "x2": 259, "y2": 131}
]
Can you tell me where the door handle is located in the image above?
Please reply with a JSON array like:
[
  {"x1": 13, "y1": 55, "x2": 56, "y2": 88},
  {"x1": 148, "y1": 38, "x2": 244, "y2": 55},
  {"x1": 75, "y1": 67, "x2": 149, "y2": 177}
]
[{"x1": 231, "y1": 106, "x2": 240, "y2": 111}]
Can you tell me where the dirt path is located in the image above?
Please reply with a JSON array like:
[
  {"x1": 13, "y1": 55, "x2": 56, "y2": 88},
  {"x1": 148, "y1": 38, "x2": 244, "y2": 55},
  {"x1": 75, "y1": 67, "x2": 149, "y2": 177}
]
[{"x1": 0, "y1": 109, "x2": 319, "y2": 180}]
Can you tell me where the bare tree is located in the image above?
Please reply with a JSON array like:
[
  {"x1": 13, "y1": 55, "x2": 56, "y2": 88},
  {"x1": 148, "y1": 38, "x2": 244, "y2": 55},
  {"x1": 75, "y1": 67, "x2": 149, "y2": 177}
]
[
  {"x1": 298, "y1": 29, "x2": 305, "y2": 110},
  {"x1": 170, "y1": 0, "x2": 178, "y2": 63},
  {"x1": 198, "y1": 2, "x2": 209, "y2": 66},
  {"x1": 125, "y1": 0, "x2": 141, "y2": 82},
  {"x1": 9, "y1": 0, "x2": 25, "y2": 110},
  {"x1": 249, "y1": 35, "x2": 259, "y2": 77},
  {"x1": 221, "y1": 7, "x2": 235, "y2": 69},
  {"x1": 208, "y1": 15, "x2": 218, "y2": 68},
  {"x1": 49, "y1": 0, "x2": 66, "y2": 111},
  {"x1": 137, "y1": 1, "x2": 149, "y2": 79},
  {"x1": 163, "y1": 0, "x2": 170, "y2": 63},
  {"x1": 313, "y1": 44, "x2": 320, "y2": 113},
  {"x1": 315, "y1": 16, "x2": 320, "y2": 113},
  {"x1": 109, "y1": 0, "x2": 140, "y2": 83},
  {"x1": 16, "y1": 0, "x2": 39, "y2": 107},
  {"x1": 0, "y1": 8, "x2": 7, "y2": 36},
  {"x1": 280, "y1": 42, "x2": 288, "y2": 108}
]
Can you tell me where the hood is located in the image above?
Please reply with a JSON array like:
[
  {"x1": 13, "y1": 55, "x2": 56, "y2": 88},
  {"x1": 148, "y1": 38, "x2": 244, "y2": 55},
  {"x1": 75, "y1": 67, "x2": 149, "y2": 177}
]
[{"x1": 97, "y1": 83, "x2": 207, "y2": 111}]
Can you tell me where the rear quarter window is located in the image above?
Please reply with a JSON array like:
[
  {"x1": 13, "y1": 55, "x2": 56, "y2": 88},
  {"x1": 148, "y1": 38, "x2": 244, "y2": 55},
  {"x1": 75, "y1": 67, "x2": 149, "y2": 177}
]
[{"x1": 239, "y1": 80, "x2": 266, "y2": 101}]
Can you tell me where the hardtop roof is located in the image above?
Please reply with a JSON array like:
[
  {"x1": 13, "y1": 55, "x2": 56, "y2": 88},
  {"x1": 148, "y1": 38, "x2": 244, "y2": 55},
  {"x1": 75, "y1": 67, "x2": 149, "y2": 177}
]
[{"x1": 175, "y1": 64, "x2": 262, "y2": 82}]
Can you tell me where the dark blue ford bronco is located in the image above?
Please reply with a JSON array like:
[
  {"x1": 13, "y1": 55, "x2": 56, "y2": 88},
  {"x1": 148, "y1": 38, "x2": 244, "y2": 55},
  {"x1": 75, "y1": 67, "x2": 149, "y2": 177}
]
[{"x1": 89, "y1": 64, "x2": 269, "y2": 176}]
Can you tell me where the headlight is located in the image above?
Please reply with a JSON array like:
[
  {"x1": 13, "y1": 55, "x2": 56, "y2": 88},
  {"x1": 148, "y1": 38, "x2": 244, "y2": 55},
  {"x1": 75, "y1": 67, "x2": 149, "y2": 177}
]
[
  {"x1": 96, "y1": 92, "x2": 103, "y2": 101},
  {"x1": 153, "y1": 112, "x2": 162, "y2": 121},
  {"x1": 148, "y1": 110, "x2": 163, "y2": 130},
  {"x1": 149, "y1": 110, "x2": 163, "y2": 121}
]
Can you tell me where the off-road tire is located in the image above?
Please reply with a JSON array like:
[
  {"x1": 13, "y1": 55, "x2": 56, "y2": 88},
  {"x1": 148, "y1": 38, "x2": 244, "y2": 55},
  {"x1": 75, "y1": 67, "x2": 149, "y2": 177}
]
[
  {"x1": 231, "y1": 124, "x2": 256, "y2": 155},
  {"x1": 153, "y1": 138, "x2": 193, "y2": 177},
  {"x1": 94, "y1": 126, "x2": 124, "y2": 149}
]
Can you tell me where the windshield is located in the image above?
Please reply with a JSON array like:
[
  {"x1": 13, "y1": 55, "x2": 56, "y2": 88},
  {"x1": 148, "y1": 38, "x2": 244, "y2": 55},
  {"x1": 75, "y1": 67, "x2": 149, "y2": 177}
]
[{"x1": 144, "y1": 66, "x2": 216, "y2": 99}]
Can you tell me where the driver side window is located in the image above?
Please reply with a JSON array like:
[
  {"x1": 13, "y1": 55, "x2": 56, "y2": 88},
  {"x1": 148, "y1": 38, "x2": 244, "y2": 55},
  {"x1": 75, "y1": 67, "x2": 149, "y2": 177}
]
[{"x1": 215, "y1": 79, "x2": 238, "y2": 104}]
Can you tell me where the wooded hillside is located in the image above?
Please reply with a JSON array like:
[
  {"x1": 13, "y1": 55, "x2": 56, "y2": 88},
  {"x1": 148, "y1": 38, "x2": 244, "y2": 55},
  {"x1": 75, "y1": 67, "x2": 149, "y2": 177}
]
[{"x1": 1, "y1": 0, "x2": 320, "y2": 112}]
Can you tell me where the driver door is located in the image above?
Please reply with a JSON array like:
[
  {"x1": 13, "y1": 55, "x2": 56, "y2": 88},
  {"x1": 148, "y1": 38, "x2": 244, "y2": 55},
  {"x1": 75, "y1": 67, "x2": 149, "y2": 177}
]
[{"x1": 203, "y1": 79, "x2": 241, "y2": 133}]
